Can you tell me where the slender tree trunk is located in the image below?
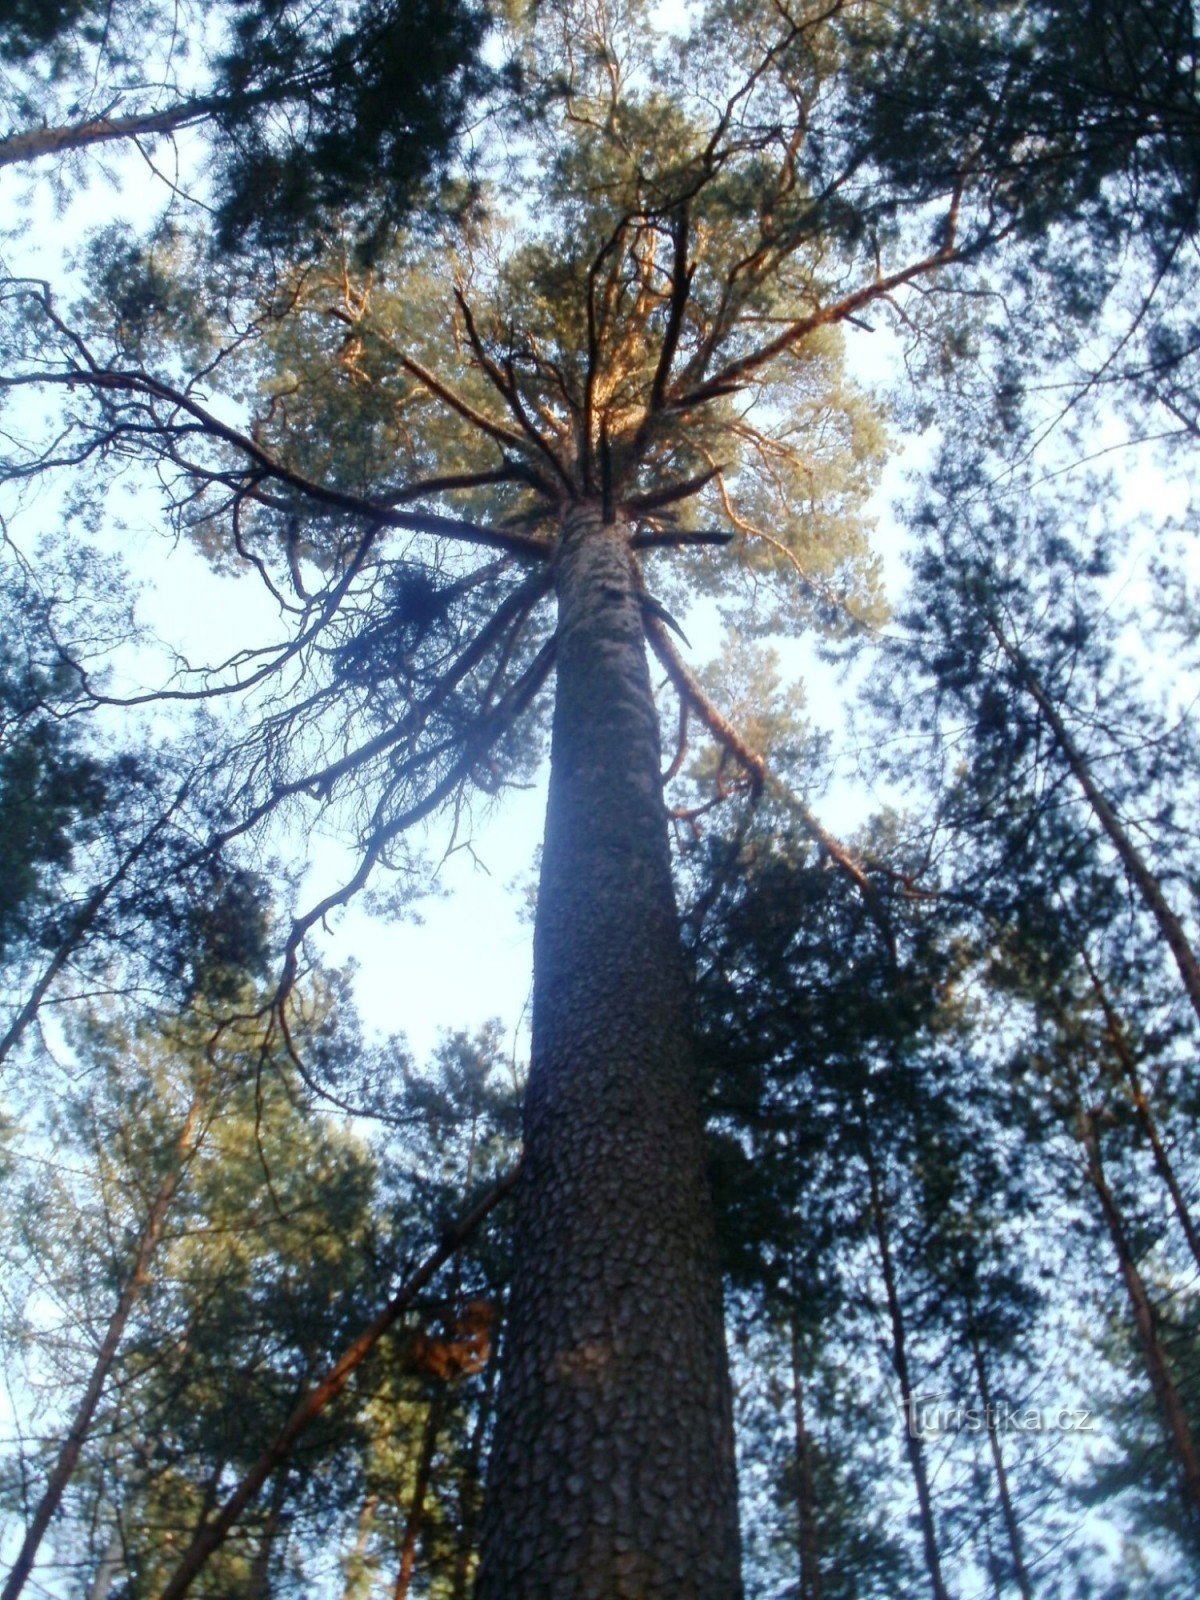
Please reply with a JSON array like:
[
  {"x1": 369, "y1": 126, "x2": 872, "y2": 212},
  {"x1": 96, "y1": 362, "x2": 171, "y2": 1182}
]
[
  {"x1": 1077, "y1": 1102, "x2": 1200, "y2": 1524},
  {"x1": 964, "y1": 1311, "x2": 1032, "y2": 1600},
  {"x1": 393, "y1": 1392, "x2": 445, "y2": 1600},
  {"x1": 1077, "y1": 945, "x2": 1200, "y2": 1276},
  {"x1": 246, "y1": 1468, "x2": 290, "y2": 1600},
  {"x1": 0, "y1": 1095, "x2": 206, "y2": 1600},
  {"x1": 477, "y1": 503, "x2": 741, "y2": 1600},
  {"x1": 987, "y1": 617, "x2": 1200, "y2": 1029},
  {"x1": 451, "y1": 1306, "x2": 501, "y2": 1600},
  {"x1": 789, "y1": 1318, "x2": 822, "y2": 1600},
  {"x1": 343, "y1": 1494, "x2": 379, "y2": 1600},
  {"x1": 0, "y1": 790, "x2": 186, "y2": 1068},
  {"x1": 86, "y1": 1524, "x2": 124, "y2": 1600},
  {"x1": 858, "y1": 1119, "x2": 952, "y2": 1600}
]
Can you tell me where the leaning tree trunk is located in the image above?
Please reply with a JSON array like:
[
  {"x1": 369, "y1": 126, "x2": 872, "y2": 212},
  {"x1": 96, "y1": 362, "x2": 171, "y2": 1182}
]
[{"x1": 476, "y1": 503, "x2": 742, "y2": 1600}]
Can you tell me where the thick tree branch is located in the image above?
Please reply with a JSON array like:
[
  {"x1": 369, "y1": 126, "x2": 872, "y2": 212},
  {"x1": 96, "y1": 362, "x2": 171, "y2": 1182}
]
[
  {"x1": 0, "y1": 97, "x2": 221, "y2": 169},
  {"x1": 643, "y1": 614, "x2": 767, "y2": 794},
  {"x1": 622, "y1": 467, "x2": 720, "y2": 516},
  {"x1": 629, "y1": 528, "x2": 733, "y2": 551},
  {"x1": 635, "y1": 202, "x2": 694, "y2": 451}
]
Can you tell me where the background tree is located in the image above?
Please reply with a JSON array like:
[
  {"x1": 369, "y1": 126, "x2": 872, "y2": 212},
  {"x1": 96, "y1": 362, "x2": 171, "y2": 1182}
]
[{"x1": 0, "y1": 0, "x2": 491, "y2": 256}]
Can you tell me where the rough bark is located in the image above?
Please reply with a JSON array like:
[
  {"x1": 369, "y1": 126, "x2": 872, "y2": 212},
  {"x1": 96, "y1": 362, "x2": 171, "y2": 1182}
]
[{"x1": 477, "y1": 502, "x2": 741, "y2": 1600}]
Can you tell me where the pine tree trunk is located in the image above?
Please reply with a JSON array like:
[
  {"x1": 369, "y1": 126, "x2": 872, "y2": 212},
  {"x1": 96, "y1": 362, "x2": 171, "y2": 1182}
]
[
  {"x1": 393, "y1": 1392, "x2": 444, "y2": 1600},
  {"x1": 477, "y1": 502, "x2": 742, "y2": 1600},
  {"x1": 343, "y1": 1494, "x2": 379, "y2": 1600},
  {"x1": 858, "y1": 1116, "x2": 952, "y2": 1600},
  {"x1": 987, "y1": 617, "x2": 1200, "y2": 1030},
  {"x1": 1078, "y1": 1103, "x2": 1200, "y2": 1523},
  {"x1": 964, "y1": 1311, "x2": 1032, "y2": 1600},
  {"x1": 246, "y1": 1468, "x2": 290, "y2": 1600},
  {"x1": 1078, "y1": 945, "x2": 1200, "y2": 1276},
  {"x1": 86, "y1": 1525, "x2": 124, "y2": 1600},
  {"x1": 789, "y1": 1318, "x2": 822, "y2": 1600},
  {"x1": 451, "y1": 1307, "x2": 501, "y2": 1600}
]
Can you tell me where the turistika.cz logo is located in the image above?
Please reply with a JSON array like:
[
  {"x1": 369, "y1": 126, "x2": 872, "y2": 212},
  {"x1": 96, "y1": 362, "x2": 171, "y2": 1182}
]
[{"x1": 904, "y1": 1393, "x2": 1098, "y2": 1441}]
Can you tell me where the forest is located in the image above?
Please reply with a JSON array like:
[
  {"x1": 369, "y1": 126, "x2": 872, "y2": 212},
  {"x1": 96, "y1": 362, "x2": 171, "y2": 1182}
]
[{"x1": 0, "y1": 0, "x2": 1198, "y2": 1595}]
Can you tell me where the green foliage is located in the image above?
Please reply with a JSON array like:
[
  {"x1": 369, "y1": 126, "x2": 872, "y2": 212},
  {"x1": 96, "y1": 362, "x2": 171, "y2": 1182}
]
[
  {"x1": 0, "y1": 991, "x2": 518, "y2": 1596},
  {"x1": 0, "y1": 0, "x2": 117, "y2": 59},
  {"x1": 212, "y1": 0, "x2": 491, "y2": 258},
  {"x1": 0, "y1": 0, "x2": 490, "y2": 257},
  {"x1": 0, "y1": 658, "x2": 106, "y2": 958}
]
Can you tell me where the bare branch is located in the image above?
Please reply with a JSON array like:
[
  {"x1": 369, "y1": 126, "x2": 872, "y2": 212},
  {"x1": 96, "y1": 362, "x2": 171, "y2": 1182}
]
[
  {"x1": 675, "y1": 236, "x2": 966, "y2": 410},
  {"x1": 4, "y1": 355, "x2": 552, "y2": 561},
  {"x1": 622, "y1": 467, "x2": 720, "y2": 516},
  {"x1": 629, "y1": 528, "x2": 733, "y2": 551}
]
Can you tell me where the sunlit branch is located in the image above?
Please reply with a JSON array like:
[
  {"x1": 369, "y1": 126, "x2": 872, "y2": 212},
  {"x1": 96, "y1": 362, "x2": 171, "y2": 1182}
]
[
  {"x1": 2, "y1": 289, "x2": 554, "y2": 560},
  {"x1": 676, "y1": 233, "x2": 966, "y2": 409},
  {"x1": 643, "y1": 614, "x2": 767, "y2": 795},
  {"x1": 706, "y1": 460, "x2": 881, "y2": 633}
]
